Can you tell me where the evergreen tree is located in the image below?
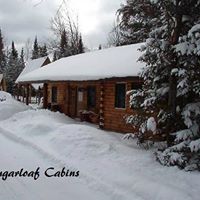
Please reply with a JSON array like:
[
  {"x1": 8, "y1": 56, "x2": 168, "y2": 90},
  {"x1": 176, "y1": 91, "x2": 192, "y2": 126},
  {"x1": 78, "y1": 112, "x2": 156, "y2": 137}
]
[
  {"x1": 5, "y1": 41, "x2": 19, "y2": 94},
  {"x1": 19, "y1": 48, "x2": 25, "y2": 72},
  {"x1": 16, "y1": 48, "x2": 26, "y2": 97},
  {"x1": 0, "y1": 28, "x2": 6, "y2": 74},
  {"x1": 59, "y1": 29, "x2": 70, "y2": 58},
  {"x1": 117, "y1": 0, "x2": 160, "y2": 45},
  {"x1": 124, "y1": 0, "x2": 200, "y2": 170},
  {"x1": 19, "y1": 48, "x2": 25, "y2": 64},
  {"x1": 32, "y1": 36, "x2": 39, "y2": 59},
  {"x1": 11, "y1": 41, "x2": 18, "y2": 58},
  {"x1": 78, "y1": 35, "x2": 84, "y2": 54},
  {"x1": 39, "y1": 44, "x2": 48, "y2": 57},
  {"x1": 53, "y1": 51, "x2": 58, "y2": 62}
]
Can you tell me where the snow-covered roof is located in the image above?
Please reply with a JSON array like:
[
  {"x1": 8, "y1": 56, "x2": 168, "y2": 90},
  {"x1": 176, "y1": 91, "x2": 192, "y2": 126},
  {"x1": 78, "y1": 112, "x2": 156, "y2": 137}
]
[
  {"x1": 0, "y1": 74, "x2": 3, "y2": 82},
  {"x1": 18, "y1": 43, "x2": 145, "y2": 83},
  {"x1": 16, "y1": 56, "x2": 49, "y2": 83}
]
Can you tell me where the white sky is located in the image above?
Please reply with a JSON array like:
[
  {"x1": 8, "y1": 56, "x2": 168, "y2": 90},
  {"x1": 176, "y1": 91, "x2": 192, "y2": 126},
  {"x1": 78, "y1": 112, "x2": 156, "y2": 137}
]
[{"x1": 0, "y1": 0, "x2": 124, "y2": 50}]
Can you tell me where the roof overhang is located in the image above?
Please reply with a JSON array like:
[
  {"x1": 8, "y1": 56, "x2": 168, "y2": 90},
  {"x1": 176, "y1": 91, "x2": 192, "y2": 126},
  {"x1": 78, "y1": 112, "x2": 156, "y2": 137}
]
[{"x1": 18, "y1": 76, "x2": 142, "y2": 85}]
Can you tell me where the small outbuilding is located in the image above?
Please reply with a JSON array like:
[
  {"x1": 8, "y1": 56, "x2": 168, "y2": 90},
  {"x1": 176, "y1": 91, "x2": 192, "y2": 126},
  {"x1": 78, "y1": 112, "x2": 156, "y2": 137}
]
[
  {"x1": 17, "y1": 43, "x2": 144, "y2": 133},
  {"x1": 16, "y1": 56, "x2": 51, "y2": 104}
]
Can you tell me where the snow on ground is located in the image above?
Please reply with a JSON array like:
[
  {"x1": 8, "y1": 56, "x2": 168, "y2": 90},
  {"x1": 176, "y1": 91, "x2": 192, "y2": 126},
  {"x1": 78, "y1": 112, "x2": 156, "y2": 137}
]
[
  {"x1": 0, "y1": 128, "x2": 107, "y2": 200},
  {"x1": 0, "y1": 91, "x2": 200, "y2": 200}
]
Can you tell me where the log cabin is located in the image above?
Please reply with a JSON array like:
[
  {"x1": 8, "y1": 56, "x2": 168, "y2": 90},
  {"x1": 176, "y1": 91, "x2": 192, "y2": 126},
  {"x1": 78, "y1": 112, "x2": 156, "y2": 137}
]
[
  {"x1": 16, "y1": 56, "x2": 51, "y2": 104},
  {"x1": 17, "y1": 43, "x2": 144, "y2": 133},
  {"x1": 0, "y1": 73, "x2": 7, "y2": 91}
]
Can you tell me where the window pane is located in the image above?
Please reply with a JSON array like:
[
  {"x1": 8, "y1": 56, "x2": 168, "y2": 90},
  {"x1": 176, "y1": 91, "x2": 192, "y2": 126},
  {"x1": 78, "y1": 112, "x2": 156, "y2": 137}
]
[
  {"x1": 52, "y1": 87, "x2": 57, "y2": 103},
  {"x1": 87, "y1": 86, "x2": 96, "y2": 108},
  {"x1": 115, "y1": 83, "x2": 126, "y2": 108}
]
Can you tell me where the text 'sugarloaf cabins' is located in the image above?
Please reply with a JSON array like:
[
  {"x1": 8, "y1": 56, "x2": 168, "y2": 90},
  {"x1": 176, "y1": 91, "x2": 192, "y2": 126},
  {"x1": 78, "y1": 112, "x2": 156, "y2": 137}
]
[{"x1": 17, "y1": 43, "x2": 144, "y2": 133}]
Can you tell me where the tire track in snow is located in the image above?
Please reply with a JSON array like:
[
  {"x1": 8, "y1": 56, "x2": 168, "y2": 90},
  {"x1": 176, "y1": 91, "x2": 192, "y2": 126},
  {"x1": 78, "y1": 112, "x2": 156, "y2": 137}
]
[{"x1": 0, "y1": 126, "x2": 144, "y2": 200}]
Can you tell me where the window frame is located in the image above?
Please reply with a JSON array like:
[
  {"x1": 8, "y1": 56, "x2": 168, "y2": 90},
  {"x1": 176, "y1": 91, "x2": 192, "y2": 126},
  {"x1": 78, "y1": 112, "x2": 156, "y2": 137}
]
[
  {"x1": 51, "y1": 86, "x2": 58, "y2": 103},
  {"x1": 115, "y1": 82, "x2": 126, "y2": 109},
  {"x1": 87, "y1": 86, "x2": 96, "y2": 108}
]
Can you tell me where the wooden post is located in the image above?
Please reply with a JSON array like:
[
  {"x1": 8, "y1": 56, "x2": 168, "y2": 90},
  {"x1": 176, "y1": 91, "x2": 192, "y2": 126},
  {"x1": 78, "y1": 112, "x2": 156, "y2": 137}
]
[
  {"x1": 17, "y1": 84, "x2": 19, "y2": 101},
  {"x1": 29, "y1": 85, "x2": 32, "y2": 103},
  {"x1": 26, "y1": 84, "x2": 29, "y2": 105},
  {"x1": 43, "y1": 83, "x2": 48, "y2": 109},
  {"x1": 99, "y1": 81, "x2": 105, "y2": 129},
  {"x1": 22, "y1": 86, "x2": 25, "y2": 103},
  {"x1": 19, "y1": 85, "x2": 22, "y2": 101}
]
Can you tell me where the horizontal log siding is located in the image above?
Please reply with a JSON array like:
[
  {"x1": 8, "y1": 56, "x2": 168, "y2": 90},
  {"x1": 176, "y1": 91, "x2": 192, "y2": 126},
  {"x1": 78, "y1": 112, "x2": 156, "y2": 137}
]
[
  {"x1": 103, "y1": 79, "x2": 139, "y2": 133},
  {"x1": 47, "y1": 82, "x2": 66, "y2": 112},
  {"x1": 46, "y1": 77, "x2": 141, "y2": 133},
  {"x1": 47, "y1": 81, "x2": 101, "y2": 117}
]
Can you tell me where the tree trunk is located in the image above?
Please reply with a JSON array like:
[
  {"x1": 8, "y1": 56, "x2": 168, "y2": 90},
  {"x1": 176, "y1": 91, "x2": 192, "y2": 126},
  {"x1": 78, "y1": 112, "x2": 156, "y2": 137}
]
[
  {"x1": 168, "y1": 10, "x2": 182, "y2": 113},
  {"x1": 167, "y1": 6, "x2": 182, "y2": 145}
]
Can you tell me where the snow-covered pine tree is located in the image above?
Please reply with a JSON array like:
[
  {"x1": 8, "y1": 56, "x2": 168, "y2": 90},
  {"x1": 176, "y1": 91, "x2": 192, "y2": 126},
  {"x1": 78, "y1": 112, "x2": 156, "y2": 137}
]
[
  {"x1": 123, "y1": 0, "x2": 200, "y2": 170},
  {"x1": 19, "y1": 48, "x2": 25, "y2": 73},
  {"x1": 78, "y1": 35, "x2": 84, "y2": 54},
  {"x1": 117, "y1": 0, "x2": 160, "y2": 45},
  {"x1": 156, "y1": 21, "x2": 200, "y2": 171},
  {"x1": 39, "y1": 44, "x2": 48, "y2": 57},
  {"x1": 0, "y1": 29, "x2": 6, "y2": 74},
  {"x1": 58, "y1": 29, "x2": 71, "y2": 58},
  {"x1": 53, "y1": 51, "x2": 58, "y2": 62},
  {"x1": 5, "y1": 41, "x2": 19, "y2": 94},
  {"x1": 16, "y1": 48, "x2": 26, "y2": 97},
  {"x1": 32, "y1": 36, "x2": 39, "y2": 59}
]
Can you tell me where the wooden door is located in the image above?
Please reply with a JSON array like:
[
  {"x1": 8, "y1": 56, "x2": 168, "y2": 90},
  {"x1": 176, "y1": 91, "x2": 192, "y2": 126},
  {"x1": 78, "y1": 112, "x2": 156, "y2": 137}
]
[{"x1": 69, "y1": 86, "x2": 77, "y2": 118}]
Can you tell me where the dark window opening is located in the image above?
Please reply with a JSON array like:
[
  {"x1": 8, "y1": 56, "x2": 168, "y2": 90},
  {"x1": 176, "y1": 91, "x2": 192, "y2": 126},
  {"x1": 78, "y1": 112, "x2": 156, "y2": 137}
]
[
  {"x1": 87, "y1": 86, "x2": 96, "y2": 108},
  {"x1": 131, "y1": 82, "x2": 143, "y2": 90},
  {"x1": 115, "y1": 83, "x2": 126, "y2": 108},
  {"x1": 51, "y1": 86, "x2": 57, "y2": 103}
]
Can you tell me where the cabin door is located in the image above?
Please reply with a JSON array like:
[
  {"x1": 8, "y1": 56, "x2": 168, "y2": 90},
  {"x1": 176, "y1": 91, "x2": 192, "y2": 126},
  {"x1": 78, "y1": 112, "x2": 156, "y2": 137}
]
[
  {"x1": 76, "y1": 87, "x2": 85, "y2": 117},
  {"x1": 69, "y1": 86, "x2": 77, "y2": 118}
]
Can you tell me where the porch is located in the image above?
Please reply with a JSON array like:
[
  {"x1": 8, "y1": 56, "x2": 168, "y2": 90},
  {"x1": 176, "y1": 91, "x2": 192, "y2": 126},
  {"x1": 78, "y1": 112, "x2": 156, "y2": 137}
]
[{"x1": 45, "y1": 81, "x2": 101, "y2": 124}]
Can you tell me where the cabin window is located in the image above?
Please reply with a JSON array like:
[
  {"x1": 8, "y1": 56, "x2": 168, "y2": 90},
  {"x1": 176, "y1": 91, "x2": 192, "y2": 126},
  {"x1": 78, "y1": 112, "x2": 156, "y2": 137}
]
[
  {"x1": 87, "y1": 86, "x2": 96, "y2": 108},
  {"x1": 51, "y1": 86, "x2": 57, "y2": 103},
  {"x1": 78, "y1": 88, "x2": 84, "y2": 102},
  {"x1": 131, "y1": 82, "x2": 142, "y2": 90},
  {"x1": 115, "y1": 83, "x2": 126, "y2": 108}
]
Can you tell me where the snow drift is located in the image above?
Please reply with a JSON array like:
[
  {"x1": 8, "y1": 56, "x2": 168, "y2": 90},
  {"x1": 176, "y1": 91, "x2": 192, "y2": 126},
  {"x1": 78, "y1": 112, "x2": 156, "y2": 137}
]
[{"x1": 0, "y1": 91, "x2": 29, "y2": 121}]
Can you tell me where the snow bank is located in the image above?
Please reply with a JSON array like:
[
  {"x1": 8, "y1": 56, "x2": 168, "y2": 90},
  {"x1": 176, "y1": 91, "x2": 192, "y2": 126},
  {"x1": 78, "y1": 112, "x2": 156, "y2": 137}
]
[
  {"x1": 0, "y1": 91, "x2": 12, "y2": 100},
  {"x1": 1, "y1": 109, "x2": 75, "y2": 136},
  {"x1": 18, "y1": 43, "x2": 144, "y2": 82},
  {"x1": 0, "y1": 96, "x2": 199, "y2": 199},
  {"x1": 0, "y1": 91, "x2": 29, "y2": 121},
  {"x1": 0, "y1": 106, "x2": 200, "y2": 200}
]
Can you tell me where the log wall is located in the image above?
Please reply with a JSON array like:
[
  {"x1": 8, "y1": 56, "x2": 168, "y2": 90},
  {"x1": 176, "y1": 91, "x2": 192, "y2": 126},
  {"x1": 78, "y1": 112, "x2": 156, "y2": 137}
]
[
  {"x1": 102, "y1": 78, "x2": 140, "y2": 133},
  {"x1": 46, "y1": 77, "x2": 142, "y2": 133}
]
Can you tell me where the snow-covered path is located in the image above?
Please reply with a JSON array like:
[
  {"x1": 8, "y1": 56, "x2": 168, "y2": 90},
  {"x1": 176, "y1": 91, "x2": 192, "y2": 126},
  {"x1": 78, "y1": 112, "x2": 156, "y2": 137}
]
[
  {"x1": 0, "y1": 129, "x2": 108, "y2": 200},
  {"x1": 0, "y1": 92, "x2": 200, "y2": 200}
]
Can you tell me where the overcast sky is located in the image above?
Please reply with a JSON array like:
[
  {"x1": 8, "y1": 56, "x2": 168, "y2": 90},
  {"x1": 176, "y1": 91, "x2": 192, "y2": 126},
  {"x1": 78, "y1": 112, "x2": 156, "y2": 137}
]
[{"x1": 0, "y1": 0, "x2": 124, "y2": 51}]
